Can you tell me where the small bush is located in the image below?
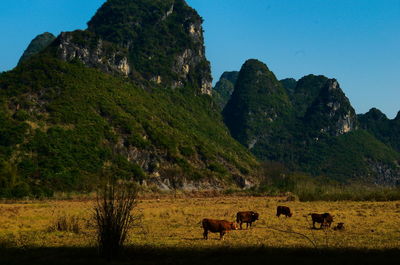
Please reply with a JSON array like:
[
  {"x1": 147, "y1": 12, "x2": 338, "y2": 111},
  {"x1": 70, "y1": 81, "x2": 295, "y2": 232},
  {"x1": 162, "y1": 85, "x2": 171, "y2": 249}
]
[
  {"x1": 94, "y1": 179, "x2": 138, "y2": 260},
  {"x1": 49, "y1": 215, "x2": 82, "y2": 234}
]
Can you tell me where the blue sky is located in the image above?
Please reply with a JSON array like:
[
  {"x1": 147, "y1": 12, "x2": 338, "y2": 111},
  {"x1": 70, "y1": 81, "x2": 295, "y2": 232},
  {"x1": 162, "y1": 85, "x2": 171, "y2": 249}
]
[{"x1": 0, "y1": 0, "x2": 399, "y2": 117}]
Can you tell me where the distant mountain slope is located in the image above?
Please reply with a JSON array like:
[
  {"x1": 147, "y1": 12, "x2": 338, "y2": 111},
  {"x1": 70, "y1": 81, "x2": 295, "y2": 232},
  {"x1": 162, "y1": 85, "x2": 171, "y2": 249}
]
[
  {"x1": 358, "y1": 108, "x2": 400, "y2": 152},
  {"x1": 222, "y1": 59, "x2": 400, "y2": 185},
  {"x1": 18, "y1": 32, "x2": 55, "y2": 65}
]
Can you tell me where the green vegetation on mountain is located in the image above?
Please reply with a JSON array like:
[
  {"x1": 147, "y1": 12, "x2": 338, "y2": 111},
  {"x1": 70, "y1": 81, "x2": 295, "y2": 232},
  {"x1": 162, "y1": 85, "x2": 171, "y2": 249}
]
[
  {"x1": 222, "y1": 59, "x2": 400, "y2": 185},
  {"x1": 18, "y1": 32, "x2": 56, "y2": 65},
  {"x1": 289, "y1": 75, "x2": 329, "y2": 117},
  {"x1": 213, "y1": 71, "x2": 239, "y2": 109},
  {"x1": 223, "y1": 59, "x2": 292, "y2": 146},
  {"x1": 358, "y1": 108, "x2": 400, "y2": 152},
  {"x1": 299, "y1": 130, "x2": 399, "y2": 183},
  {"x1": 279, "y1": 78, "x2": 297, "y2": 94},
  {"x1": 1, "y1": 0, "x2": 399, "y2": 198},
  {"x1": 0, "y1": 54, "x2": 258, "y2": 198}
]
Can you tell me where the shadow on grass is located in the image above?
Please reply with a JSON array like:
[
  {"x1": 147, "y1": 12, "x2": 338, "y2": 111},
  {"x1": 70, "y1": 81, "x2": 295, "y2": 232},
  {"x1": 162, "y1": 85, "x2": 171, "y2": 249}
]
[{"x1": 0, "y1": 245, "x2": 399, "y2": 265}]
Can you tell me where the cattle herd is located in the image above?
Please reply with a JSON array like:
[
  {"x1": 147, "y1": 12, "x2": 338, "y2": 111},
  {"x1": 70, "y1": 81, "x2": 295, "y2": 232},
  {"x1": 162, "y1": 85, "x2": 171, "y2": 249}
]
[{"x1": 202, "y1": 206, "x2": 344, "y2": 240}]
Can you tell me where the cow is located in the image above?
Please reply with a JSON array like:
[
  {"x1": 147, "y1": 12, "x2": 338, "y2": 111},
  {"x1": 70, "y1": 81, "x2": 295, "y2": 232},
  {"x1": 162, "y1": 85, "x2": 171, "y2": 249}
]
[
  {"x1": 309, "y1": 213, "x2": 334, "y2": 229},
  {"x1": 333, "y1": 222, "x2": 345, "y2": 231},
  {"x1": 276, "y1": 206, "x2": 292, "y2": 217},
  {"x1": 236, "y1": 211, "x2": 259, "y2": 229},
  {"x1": 202, "y1": 219, "x2": 237, "y2": 240}
]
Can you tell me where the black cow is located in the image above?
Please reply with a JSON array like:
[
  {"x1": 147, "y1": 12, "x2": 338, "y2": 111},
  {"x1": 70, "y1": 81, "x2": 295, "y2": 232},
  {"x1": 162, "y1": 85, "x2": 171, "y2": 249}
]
[
  {"x1": 309, "y1": 213, "x2": 334, "y2": 229},
  {"x1": 276, "y1": 206, "x2": 292, "y2": 217},
  {"x1": 236, "y1": 211, "x2": 259, "y2": 229}
]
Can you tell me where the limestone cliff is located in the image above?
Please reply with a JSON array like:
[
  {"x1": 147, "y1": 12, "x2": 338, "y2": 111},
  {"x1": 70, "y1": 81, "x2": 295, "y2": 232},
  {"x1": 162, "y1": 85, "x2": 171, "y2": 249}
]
[
  {"x1": 304, "y1": 79, "x2": 357, "y2": 136},
  {"x1": 53, "y1": 0, "x2": 212, "y2": 94}
]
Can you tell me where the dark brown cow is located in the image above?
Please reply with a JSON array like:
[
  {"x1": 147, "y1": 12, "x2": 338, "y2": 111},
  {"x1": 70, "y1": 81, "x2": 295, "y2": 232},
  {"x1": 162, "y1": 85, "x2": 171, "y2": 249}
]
[
  {"x1": 333, "y1": 222, "x2": 345, "y2": 231},
  {"x1": 276, "y1": 206, "x2": 292, "y2": 217},
  {"x1": 202, "y1": 219, "x2": 237, "y2": 240},
  {"x1": 309, "y1": 213, "x2": 334, "y2": 229},
  {"x1": 236, "y1": 211, "x2": 259, "y2": 229}
]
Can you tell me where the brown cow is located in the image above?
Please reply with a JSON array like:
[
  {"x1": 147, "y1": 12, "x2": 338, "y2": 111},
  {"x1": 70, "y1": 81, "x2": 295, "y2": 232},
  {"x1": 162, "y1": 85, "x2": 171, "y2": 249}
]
[
  {"x1": 309, "y1": 213, "x2": 334, "y2": 229},
  {"x1": 236, "y1": 211, "x2": 259, "y2": 229},
  {"x1": 202, "y1": 219, "x2": 237, "y2": 240},
  {"x1": 276, "y1": 206, "x2": 292, "y2": 217}
]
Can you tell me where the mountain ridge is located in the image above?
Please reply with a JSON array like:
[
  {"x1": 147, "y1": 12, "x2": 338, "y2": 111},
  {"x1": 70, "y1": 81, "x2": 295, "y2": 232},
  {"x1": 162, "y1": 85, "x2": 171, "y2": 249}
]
[{"x1": 220, "y1": 59, "x2": 400, "y2": 184}]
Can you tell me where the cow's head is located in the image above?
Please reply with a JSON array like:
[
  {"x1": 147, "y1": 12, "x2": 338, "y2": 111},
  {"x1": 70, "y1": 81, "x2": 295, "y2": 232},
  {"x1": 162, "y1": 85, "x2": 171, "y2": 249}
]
[
  {"x1": 230, "y1": 222, "x2": 238, "y2": 230},
  {"x1": 252, "y1": 212, "x2": 259, "y2": 221},
  {"x1": 288, "y1": 212, "x2": 293, "y2": 217}
]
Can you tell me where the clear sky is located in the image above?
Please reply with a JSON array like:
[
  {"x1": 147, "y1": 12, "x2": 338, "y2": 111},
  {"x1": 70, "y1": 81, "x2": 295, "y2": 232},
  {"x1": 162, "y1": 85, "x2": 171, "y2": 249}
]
[{"x1": 0, "y1": 0, "x2": 399, "y2": 118}]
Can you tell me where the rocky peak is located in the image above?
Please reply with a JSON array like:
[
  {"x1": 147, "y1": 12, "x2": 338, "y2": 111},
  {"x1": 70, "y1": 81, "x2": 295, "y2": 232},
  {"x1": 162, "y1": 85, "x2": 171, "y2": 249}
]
[
  {"x1": 304, "y1": 79, "x2": 357, "y2": 136},
  {"x1": 213, "y1": 71, "x2": 239, "y2": 109},
  {"x1": 223, "y1": 59, "x2": 292, "y2": 148},
  {"x1": 290, "y1": 74, "x2": 329, "y2": 117},
  {"x1": 280, "y1": 78, "x2": 297, "y2": 94},
  {"x1": 53, "y1": 0, "x2": 212, "y2": 94},
  {"x1": 362, "y1": 108, "x2": 388, "y2": 121},
  {"x1": 18, "y1": 32, "x2": 56, "y2": 65}
]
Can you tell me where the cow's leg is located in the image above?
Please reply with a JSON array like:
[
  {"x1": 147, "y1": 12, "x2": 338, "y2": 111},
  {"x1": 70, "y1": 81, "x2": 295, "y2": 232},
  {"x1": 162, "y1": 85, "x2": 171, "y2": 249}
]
[
  {"x1": 203, "y1": 229, "x2": 208, "y2": 240},
  {"x1": 277, "y1": 213, "x2": 280, "y2": 217},
  {"x1": 312, "y1": 221, "x2": 316, "y2": 229},
  {"x1": 240, "y1": 222, "x2": 243, "y2": 230},
  {"x1": 220, "y1": 231, "x2": 226, "y2": 240}
]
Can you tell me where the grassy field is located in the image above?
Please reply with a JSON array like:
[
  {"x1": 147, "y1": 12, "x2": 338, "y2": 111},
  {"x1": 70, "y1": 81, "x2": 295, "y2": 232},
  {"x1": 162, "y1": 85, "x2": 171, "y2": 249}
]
[{"x1": 0, "y1": 196, "x2": 399, "y2": 264}]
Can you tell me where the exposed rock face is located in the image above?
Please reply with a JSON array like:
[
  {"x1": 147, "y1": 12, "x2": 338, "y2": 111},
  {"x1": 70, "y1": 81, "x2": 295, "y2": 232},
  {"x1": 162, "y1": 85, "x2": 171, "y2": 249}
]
[
  {"x1": 55, "y1": 31, "x2": 131, "y2": 76},
  {"x1": 370, "y1": 161, "x2": 400, "y2": 186},
  {"x1": 213, "y1": 71, "x2": 239, "y2": 109},
  {"x1": 18, "y1": 32, "x2": 56, "y2": 65},
  {"x1": 304, "y1": 79, "x2": 357, "y2": 136},
  {"x1": 54, "y1": 0, "x2": 212, "y2": 94}
]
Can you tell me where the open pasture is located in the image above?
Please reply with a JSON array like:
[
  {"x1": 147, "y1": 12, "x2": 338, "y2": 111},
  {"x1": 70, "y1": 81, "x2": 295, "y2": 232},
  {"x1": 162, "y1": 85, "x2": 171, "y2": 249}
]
[{"x1": 1, "y1": 196, "x2": 399, "y2": 250}]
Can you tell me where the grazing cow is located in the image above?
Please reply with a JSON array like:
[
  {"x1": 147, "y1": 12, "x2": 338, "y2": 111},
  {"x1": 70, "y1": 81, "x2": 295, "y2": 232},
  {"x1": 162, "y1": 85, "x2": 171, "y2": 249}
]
[
  {"x1": 333, "y1": 222, "x2": 345, "y2": 231},
  {"x1": 276, "y1": 206, "x2": 292, "y2": 217},
  {"x1": 202, "y1": 219, "x2": 237, "y2": 240},
  {"x1": 236, "y1": 211, "x2": 259, "y2": 229},
  {"x1": 309, "y1": 213, "x2": 334, "y2": 229}
]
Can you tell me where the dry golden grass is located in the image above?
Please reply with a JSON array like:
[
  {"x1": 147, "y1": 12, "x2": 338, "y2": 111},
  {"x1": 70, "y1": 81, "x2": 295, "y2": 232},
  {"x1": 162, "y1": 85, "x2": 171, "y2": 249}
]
[{"x1": 1, "y1": 196, "x2": 399, "y2": 250}]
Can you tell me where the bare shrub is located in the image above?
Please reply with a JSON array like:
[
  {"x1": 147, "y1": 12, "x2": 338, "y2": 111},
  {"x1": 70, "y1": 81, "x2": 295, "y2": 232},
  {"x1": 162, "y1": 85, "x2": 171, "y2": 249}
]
[{"x1": 94, "y1": 179, "x2": 138, "y2": 260}]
